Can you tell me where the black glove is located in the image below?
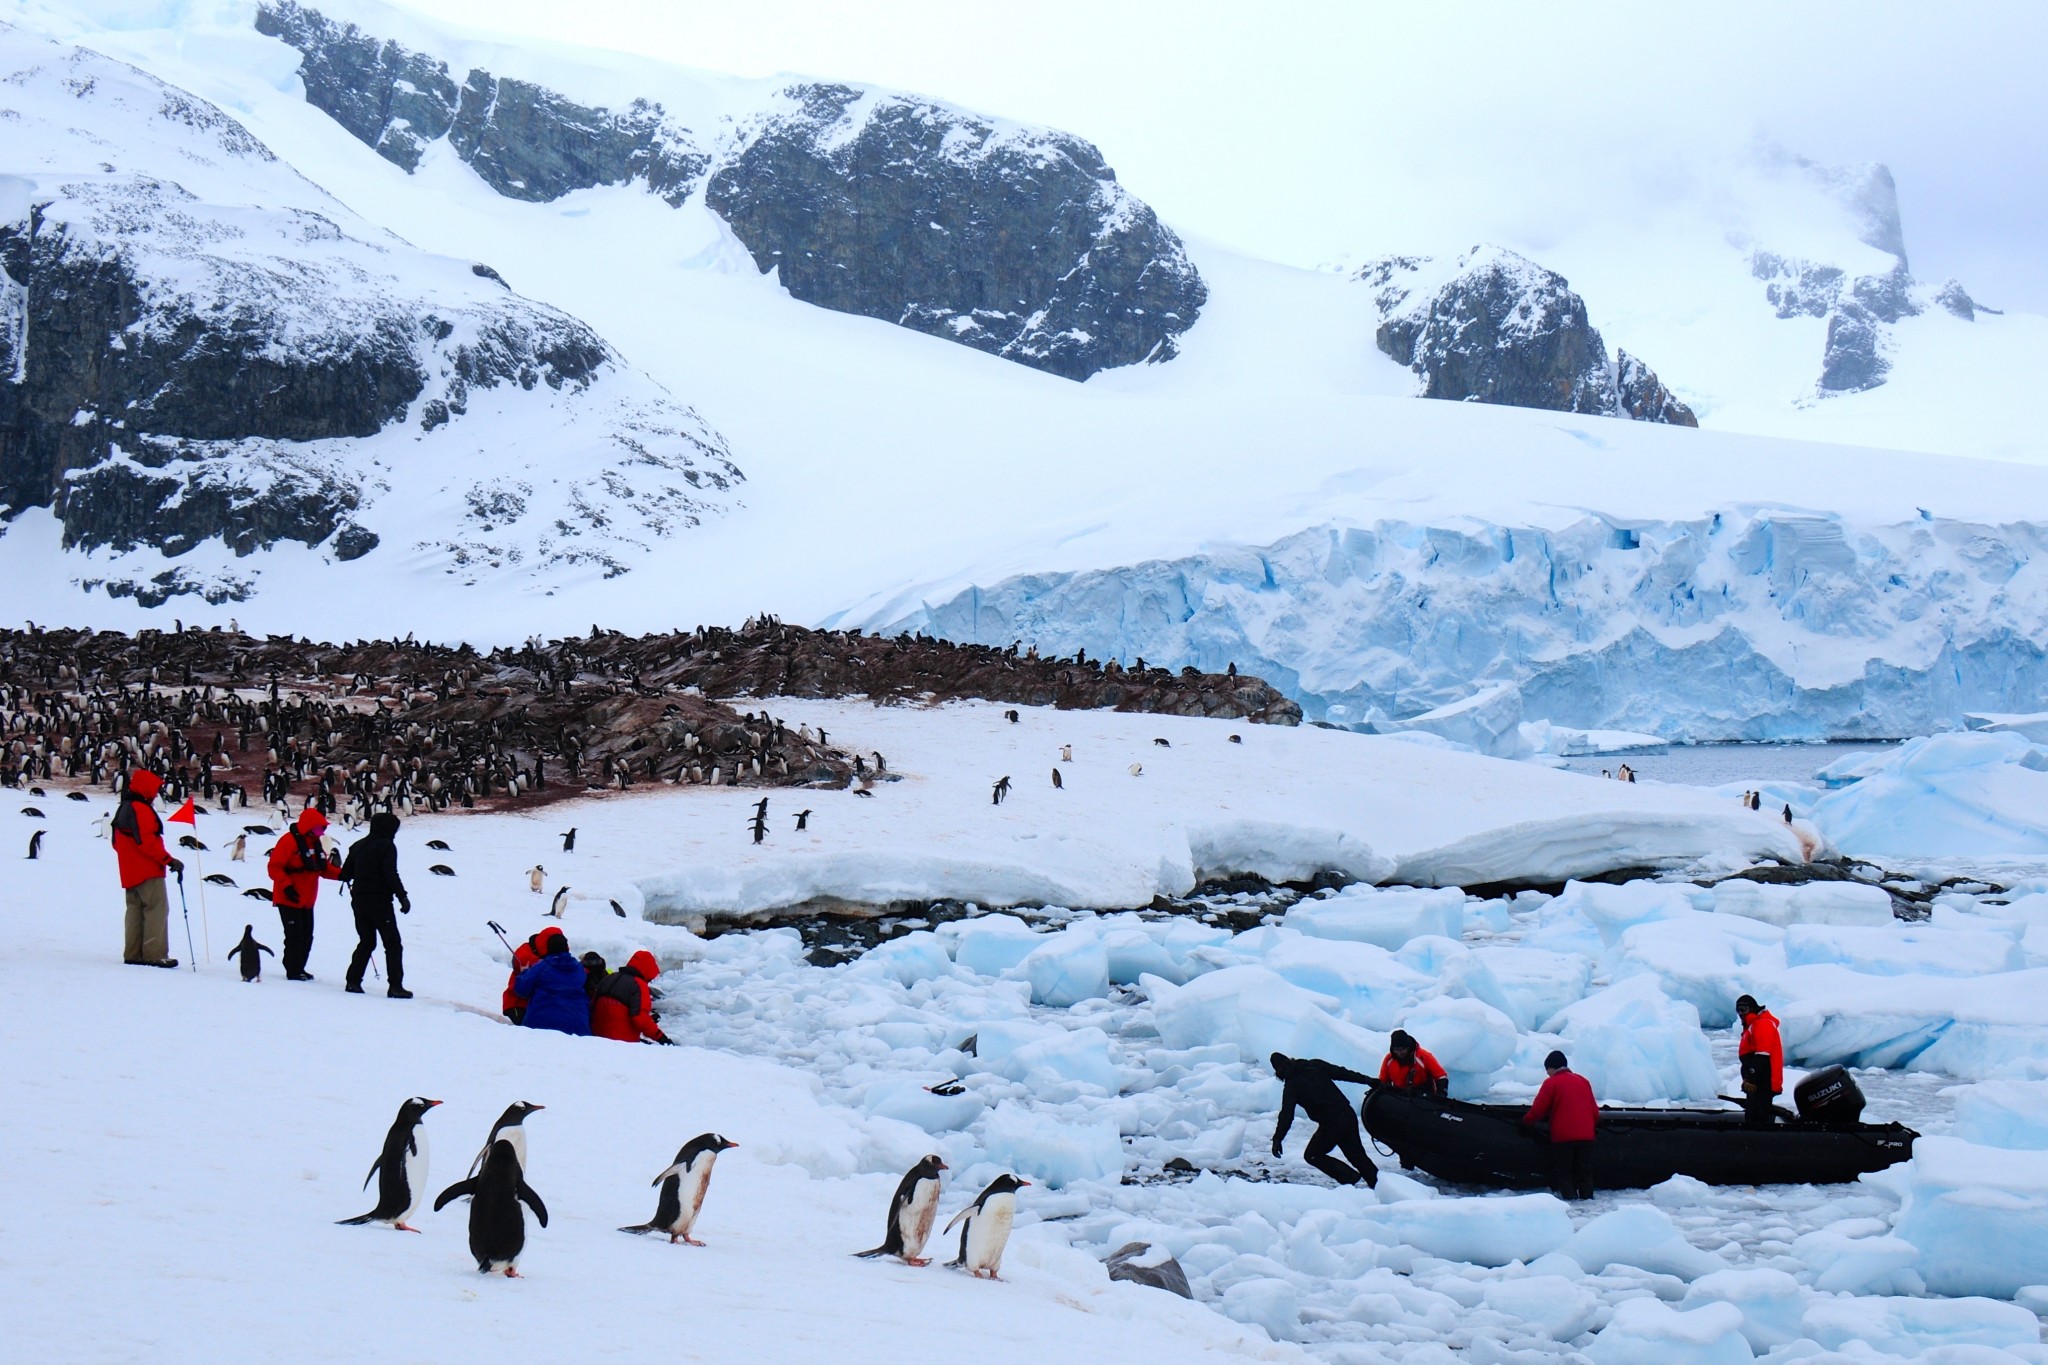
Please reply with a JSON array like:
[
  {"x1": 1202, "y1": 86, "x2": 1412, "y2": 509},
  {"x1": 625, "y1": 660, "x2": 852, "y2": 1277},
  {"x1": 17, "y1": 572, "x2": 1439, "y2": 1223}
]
[
  {"x1": 281, "y1": 885, "x2": 300, "y2": 906},
  {"x1": 398, "y1": 897, "x2": 412, "y2": 915},
  {"x1": 653, "y1": 1034, "x2": 678, "y2": 1046},
  {"x1": 1271, "y1": 1139, "x2": 1283, "y2": 1158}
]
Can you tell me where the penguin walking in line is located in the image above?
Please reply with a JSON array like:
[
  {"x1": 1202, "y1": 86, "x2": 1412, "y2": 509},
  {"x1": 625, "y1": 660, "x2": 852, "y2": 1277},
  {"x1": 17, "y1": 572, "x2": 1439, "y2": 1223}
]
[
  {"x1": 619, "y1": 1133, "x2": 738, "y2": 1246},
  {"x1": 528, "y1": 865, "x2": 545, "y2": 894},
  {"x1": 229, "y1": 925, "x2": 274, "y2": 982},
  {"x1": 991, "y1": 776, "x2": 1011, "y2": 805},
  {"x1": 26, "y1": 829, "x2": 43, "y2": 860},
  {"x1": 749, "y1": 797, "x2": 769, "y2": 845},
  {"x1": 435, "y1": 1139, "x2": 547, "y2": 1276},
  {"x1": 856, "y1": 1154, "x2": 948, "y2": 1266},
  {"x1": 793, "y1": 809, "x2": 813, "y2": 832},
  {"x1": 943, "y1": 1174, "x2": 1029, "y2": 1279},
  {"x1": 338, "y1": 1097, "x2": 442, "y2": 1231},
  {"x1": 469, "y1": 1101, "x2": 544, "y2": 1177}
]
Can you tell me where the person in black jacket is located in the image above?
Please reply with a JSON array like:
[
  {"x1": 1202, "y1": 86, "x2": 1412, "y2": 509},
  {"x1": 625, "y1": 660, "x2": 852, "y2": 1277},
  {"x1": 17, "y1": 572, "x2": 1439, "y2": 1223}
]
[
  {"x1": 341, "y1": 811, "x2": 412, "y2": 998},
  {"x1": 1270, "y1": 1052, "x2": 1379, "y2": 1187}
]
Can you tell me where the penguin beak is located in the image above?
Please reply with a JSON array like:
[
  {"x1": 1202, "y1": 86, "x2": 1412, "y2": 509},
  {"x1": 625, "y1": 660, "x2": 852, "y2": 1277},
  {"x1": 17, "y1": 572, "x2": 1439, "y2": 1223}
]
[{"x1": 426, "y1": 1100, "x2": 443, "y2": 1108}]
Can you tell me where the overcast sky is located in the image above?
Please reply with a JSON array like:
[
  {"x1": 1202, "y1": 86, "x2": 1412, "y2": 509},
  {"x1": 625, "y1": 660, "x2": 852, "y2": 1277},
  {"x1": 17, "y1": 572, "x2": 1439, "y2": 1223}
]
[{"x1": 403, "y1": 0, "x2": 2048, "y2": 310}]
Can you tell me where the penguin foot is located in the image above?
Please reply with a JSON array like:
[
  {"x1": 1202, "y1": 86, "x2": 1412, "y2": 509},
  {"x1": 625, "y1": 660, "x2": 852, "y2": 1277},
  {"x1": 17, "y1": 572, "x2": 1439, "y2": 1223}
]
[
  {"x1": 503, "y1": 1267, "x2": 521, "y2": 1278},
  {"x1": 682, "y1": 1235, "x2": 706, "y2": 1247},
  {"x1": 394, "y1": 1223, "x2": 421, "y2": 1233},
  {"x1": 904, "y1": 1257, "x2": 930, "y2": 1267}
]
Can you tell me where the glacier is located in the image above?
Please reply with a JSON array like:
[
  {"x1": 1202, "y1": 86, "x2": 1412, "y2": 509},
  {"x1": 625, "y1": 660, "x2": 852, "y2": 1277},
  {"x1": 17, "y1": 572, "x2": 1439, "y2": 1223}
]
[{"x1": 882, "y1": 508, "x2": 2048, "y2": 745}]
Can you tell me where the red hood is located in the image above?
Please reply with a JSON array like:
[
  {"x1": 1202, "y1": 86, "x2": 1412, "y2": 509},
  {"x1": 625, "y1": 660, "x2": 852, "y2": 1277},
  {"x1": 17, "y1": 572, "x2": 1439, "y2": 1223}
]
[
  {"x1": 128, "y1": 770, "x2": 162, "y2": 800},
  {"x1": 294, "y1": 808, "x2": 328, "y2": 836},
  {"x1": 627, "y1": 950, "x2": 661, "y2": 980},
  {"x1": 534, "y1": 927, "x2": 568, "y2": 953}
]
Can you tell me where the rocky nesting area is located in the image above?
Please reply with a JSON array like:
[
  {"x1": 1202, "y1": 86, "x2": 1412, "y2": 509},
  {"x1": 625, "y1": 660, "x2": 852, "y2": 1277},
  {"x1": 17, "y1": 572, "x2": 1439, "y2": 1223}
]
[{"x1": 0, "y1": 618, "x2": 1296, "y2": 813}]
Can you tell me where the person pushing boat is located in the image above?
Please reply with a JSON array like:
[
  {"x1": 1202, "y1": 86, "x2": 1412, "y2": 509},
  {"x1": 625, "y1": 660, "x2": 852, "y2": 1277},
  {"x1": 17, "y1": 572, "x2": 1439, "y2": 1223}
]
[
  {"x1": 1522, "y1": 1050, "x2": 1597, "y2": 1200},
  {"x1": 1270, "y1": 1053, "x2": 1379, "y2": 1188},
  {"x1": 1736, "y1": 994, "x2": 1785, "y2": 1127}
]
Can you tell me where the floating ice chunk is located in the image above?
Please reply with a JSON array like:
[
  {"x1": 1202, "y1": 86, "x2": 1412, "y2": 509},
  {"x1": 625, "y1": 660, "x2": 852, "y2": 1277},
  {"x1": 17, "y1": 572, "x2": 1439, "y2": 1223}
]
[
  {"x1": 980, "y1": 1101, "x2": 1122, "y2": 1188},
  {"x1": 1894, "y1": 1137, "x2": 2048, "y2": 1296},
  {"x1": 1393, "y1": 995, "x2": 1517, "y2": 1093},
  {"x1": 1562, "y1": 1205, "x2": 1725, "y2": 1280},
  {"x1": 946, "y1": 913, "x2": 1045, "y2": 976},
  {"x1": 1586, "y1": 1300, "x2": 1752, "y2": 1365},
  {"x1": 851, "y1": 930, "x2": 956, "y2": 986},
  {"x1": 1479, "y1": 1274, "x2": 1600, "y2": 1340},
  {"x1": 1610, "y1": 913, "x2": 1783, "y2": 1027},
  {"x1": 1808, "y1": 731, "x2": 2048, "y2": 858},
  {"x1": 1143, "y1": 966, "x2": 1385, "y2": 1073},
  {"x1": 1016, "y1": 926, "x2": 1111, "y2": 1007},
  {"x1": 1952, "y1": 1080, "x2": 2048, "y2": 1149},
  {"x1": 1790, "y1": 1221, "x2": 1922, "y2": 1295},
  {"x1": 1250, "y1": 934, "x2": 1432, "y2": 1030},
  {"x1": 1680, "y1": 1268, "x2": 1805, "y2": 1352},
  {"x1": 1365, "y1": 1193, "x2": 1572, "y2": 1266},
  {"x1": 1649, "y1": 1174, "x2": 1713, "y2": 1208},
  {"x1": 1544, "y1": 975, "x2": 1721, "y2": 1102},
  {"x1": 1708, "y1": 879, "x2": 1895, "y2": 928},
  {"x1": 1219, "y1": 1276, "x2": 1301, "y2": 1342},
  {"x1": 1556, "y1": 880, "x2": 1696, "y2": 947},
  {"x1": 1784, "y1": 923, "x2": 2024, "y2": 976},
  {"x1": 860, "y1": 1076, "x2": 985, "y2": 1132},
  {"x1": 1801, "y1": 1294, "x2": 2043, "y2": 1356},
  {"x1": 1284, "y1": 885, "x2": 1467, "y2": 950},
  {"x1": 1430, "y1": 949, "x2": 1521, "y2": 1023},
  {"x1": 1474, "y1": 945, "x2": 1592, "y2": 1030},
  {"x1": 977, "y1": 1025, "x2": 1118, "y2": 1094}
]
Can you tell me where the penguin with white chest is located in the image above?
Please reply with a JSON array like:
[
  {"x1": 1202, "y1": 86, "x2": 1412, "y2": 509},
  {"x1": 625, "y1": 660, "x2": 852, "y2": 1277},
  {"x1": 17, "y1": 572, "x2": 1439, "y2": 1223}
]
[
  {"x1": 943, "y1": 1173, "x2": 1030, "y2": 1279},
  {"x1": 856, "y1": 1154, "x2": 948, "y2": 1265},
  {"x1": 468, "y1": 1101, "x2": 543, "y2": 1177},
  {"x1": 434, "y1": 1139, "x2": 547, "y2": 1276},
  {"x1": 337, "y1": 1096, "x2": 442, "y2": 1232},
  {"x1": 618, "y1": 1133, "x2": 737, "y2": 1245}
]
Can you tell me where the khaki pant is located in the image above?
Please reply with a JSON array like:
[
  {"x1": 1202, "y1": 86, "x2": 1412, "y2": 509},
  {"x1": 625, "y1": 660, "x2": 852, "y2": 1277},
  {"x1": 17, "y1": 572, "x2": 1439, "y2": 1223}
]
[{"x1": 124, "y1": 878, "x2": 171, "y2": 963}]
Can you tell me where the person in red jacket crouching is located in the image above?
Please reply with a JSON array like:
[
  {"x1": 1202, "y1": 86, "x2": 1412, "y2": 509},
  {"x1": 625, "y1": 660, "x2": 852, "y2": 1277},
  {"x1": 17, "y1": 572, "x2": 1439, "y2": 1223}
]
[
  {"x1": 503, "y1": 927, "x2": 567, "y2": 1024},
  {"x1": 1523, "y1": 1049, "x2": 1598, "y2": 1200},
  {"x1": 267, "y1": 807, "x2": 341, "y2": 981},
  {"x1": 111, "y1": 769, "x2": 183, "y2": 968},
  {"x1": 593, "y1": 950, "x2": 675, "y2": 1045}
]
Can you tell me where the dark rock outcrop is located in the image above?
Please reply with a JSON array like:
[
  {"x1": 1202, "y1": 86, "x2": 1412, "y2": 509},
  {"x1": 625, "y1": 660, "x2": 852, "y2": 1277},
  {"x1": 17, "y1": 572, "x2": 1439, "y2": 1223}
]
[
  {"x1": 1819, "y1": 301, "x2": 1888, "y2": 393},
  {"x1": 1367, "y1": 248, "x2": 1693, "y2": 425},
  {"x1": 256, "y1": 2, "x2": 708, "y2": 201},
  {"x1": 256, "y1": 4, "x2": 1206, "y2": 381},
  {"x1": 1752, "y1": 251, "x2": 1845, "y2": 319},
  {"x1": 706, "y1": 84, "x2": 1205, "y2": 381}
]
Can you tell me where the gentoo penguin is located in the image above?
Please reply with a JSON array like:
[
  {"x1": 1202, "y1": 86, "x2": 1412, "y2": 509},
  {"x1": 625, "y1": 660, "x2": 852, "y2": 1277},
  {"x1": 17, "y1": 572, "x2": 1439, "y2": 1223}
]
[
  {"x1": 1152, "y1": 737, "x2": 1171, "y2": 748},
  {"x1": 618, "y1": 1133, "x2": 738, "y2": 1246},
  {"x1": 943, "y1": 1174, "x2": 1030, "y2": 1279},
  {"x1": 1059, "y1": 744, "x2": 1072, "y2": 763},
  {"x1": 559, "y1": 827, "x2": 576, "y2": 853},
  {"x1": 66, "y1": 790, "x2": 89, "y2": 802},
  {"x1": 229, "y1": 833, "x2": 247, "y2": 861},
  {"x1": 1003, "y1": 710, "x2": 1019, "y2": 724},
  {"x1": 1050, "y1": 769, "x2": 1062, "y2": 790},
  {"x1": 26, "y1": 829, "x2": 42, "y2": 859},
  {"x1": 856, "y1": 1155, "x2": 948, "y2": 1265},
  {"x1": 469, "y1": 1101, "x2": 544, "y2": 1177},
  {"x1": 242, "y1": 886, "x2": 273, "y2": 901},
  {"x1": 92, "y1": 813, "x2": 110, "y2": 840},
  {"x1": 528, "y1": 865, "x2": 545, "y2": 894},
  {"x1": 434, "y1": 1139, "x2": 547, "y2": 1276},
  {"x1": 1228, "y1": 734, "x2": 1242, "y2": 745},
  {"x1": 229, "y1": 924, "x2": 274, "y2": 982},
  {"x1": 429, "y1": 864, "x2": 456, "y2": 877},
  {"x1": 338, "y1": 1096, "x2": 442, "y2": 1231},
  {"x1": 548, "y1": 886, "x2": 571, "y2": 918},
  {"x1": 793, "y1": 809, "x2": 813, "y2": 831},
  {"x1": 204, "y1": 872, "x2": 236, "y2": 887},
  {"x1": 609, "y1": 899, "x2": 627, "y2": 918},
  {"x1": 1128, "y1": 763, "x2": 1143, "y2": 777},
  {"x1": 426, "y1": 839, "x2": 451, "y2": 851}
]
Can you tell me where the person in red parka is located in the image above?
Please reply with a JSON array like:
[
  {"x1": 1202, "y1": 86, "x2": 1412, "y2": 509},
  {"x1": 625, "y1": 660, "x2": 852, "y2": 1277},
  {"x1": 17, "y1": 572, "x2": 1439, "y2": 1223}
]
[
  {"x1": 503, "y1": 927, "x2": 566, "y2": 1024},
  {"x1": 593, "y1": 950, "x2": 675, "y2": 1044},
  {"x1": 1523, "y1": 1049, "x2": 1597, "y2": 1200},
  {"x1": 112, "y1": 769, "x2": 183, "y2": 968},
  {"x1": 1736, "y1": 994, "x2": 1786, "y2": 1127},
  {"x1": 267, "y1": 807, "x2": 340, "y2": 981}
]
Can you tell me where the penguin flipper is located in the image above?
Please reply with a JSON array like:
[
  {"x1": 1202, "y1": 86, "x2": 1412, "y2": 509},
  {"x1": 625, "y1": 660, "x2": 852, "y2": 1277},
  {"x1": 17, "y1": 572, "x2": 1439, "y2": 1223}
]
[
  {"x1": 651, "y1": 1163, "x2": 685, "y2": 1186},
  {"x1": 362, "y1": 1156, "x2": 381, "y2": 1191},
  {"x1": 518, "y1": 1181, "x2": 548, "y2": 1227},
  {"x1": 432, "y1": 1179, "x2": 478, "y2": 1212},
  {"x1": 941, "y1": 1206, "x2": 972, "y2": 1235}
]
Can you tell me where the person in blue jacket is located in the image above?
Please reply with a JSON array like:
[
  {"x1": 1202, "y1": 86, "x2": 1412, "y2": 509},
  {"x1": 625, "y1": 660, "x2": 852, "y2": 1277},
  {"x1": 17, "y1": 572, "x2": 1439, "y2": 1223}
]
[{"x1": 514, "y1": 932, "x2": 590, "y2": 1036}]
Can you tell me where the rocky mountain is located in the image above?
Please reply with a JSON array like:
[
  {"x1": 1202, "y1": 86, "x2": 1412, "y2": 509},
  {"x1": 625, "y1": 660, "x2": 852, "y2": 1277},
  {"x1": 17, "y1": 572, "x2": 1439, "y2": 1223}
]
[
  {"x1": 1361, "y1": 248, "x2": 1697, "y2": 426},
  {"x1": 254, "y1": 0, "x2": 1205, "y2": 381},
  {"x1": 0, "y1": 28, "x2": 740, "y2": 602}
]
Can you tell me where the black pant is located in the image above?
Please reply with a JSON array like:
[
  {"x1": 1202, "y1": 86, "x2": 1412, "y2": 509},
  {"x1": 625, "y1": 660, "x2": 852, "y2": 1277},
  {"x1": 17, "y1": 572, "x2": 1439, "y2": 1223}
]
[
  {"x1": 346, "y1": 899, "x2": 403, "y2": 990},
  {"x1": 1550, "y1": 1140, "x2": 1595, "y2": 1200},
  {"x1": 278, "y1": 906, "x2": 314, "y2": 975},
  {"x1": 1740, "y1": 1054, "x2": 1778, "y2": 1127},
  {"x1": 1304, "y1": 1117, "x2": 1378, "y2": 1187}
]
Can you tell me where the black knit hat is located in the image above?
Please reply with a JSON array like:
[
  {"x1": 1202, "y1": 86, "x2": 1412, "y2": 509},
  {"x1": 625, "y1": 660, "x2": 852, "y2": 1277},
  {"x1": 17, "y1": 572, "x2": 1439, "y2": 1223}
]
[
  {"x1": 1544, "y1": 1050, "x2": 1568, "y2": 1071},
  {"x1": 1390, "y1": 1030, "x2": 1416, "y2": 1052}
]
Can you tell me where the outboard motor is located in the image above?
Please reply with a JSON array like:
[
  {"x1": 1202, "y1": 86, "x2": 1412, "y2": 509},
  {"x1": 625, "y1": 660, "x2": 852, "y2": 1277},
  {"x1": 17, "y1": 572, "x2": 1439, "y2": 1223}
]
[{"x1": 1794, "y1": 1066, "x2": 1866, "y2": 1125}]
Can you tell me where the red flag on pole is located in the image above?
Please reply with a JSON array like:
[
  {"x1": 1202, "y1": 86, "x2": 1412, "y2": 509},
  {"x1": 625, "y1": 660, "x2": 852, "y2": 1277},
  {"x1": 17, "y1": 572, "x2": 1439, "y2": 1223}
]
[{"x1": 169, "y1": 798, "x2": 198, "y2": 825}]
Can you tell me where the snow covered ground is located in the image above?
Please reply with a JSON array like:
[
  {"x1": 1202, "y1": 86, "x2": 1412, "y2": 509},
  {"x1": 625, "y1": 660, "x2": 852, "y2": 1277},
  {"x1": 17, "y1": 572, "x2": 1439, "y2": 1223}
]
[{"x1": 13, "y1": 699, "x2": 2048, "y2": 1360}]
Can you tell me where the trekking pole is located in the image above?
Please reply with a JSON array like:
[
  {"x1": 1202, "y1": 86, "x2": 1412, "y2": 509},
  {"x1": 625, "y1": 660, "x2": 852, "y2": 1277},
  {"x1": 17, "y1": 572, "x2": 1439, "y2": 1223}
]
[
  {"x1": 192, "y1": 845, "x2": 213, "y2": 964},
  {"x1": 487, "y1": 920, "x2": 516, "y2": 956},
  {"x1": 175, "y1": 869, "x2": 197, "y2": 971}
]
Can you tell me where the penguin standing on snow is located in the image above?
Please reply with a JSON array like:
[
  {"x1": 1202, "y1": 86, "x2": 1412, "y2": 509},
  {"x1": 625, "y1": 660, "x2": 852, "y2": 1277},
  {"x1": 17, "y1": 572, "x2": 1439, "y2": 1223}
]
[
  {"x1": 548, "y1": 886, "x2": 571, "y2": 918},
  {"x1": 943, "y1": 1174, "x2": 1029, "y2": 1279},
  {"x1": 469, "y1": 1101, "x2": 544, "y2": 1177},
  {"x1": 856, "y1": 1154, "x2": 948, "y2": 1265},
  {"x1": 528, "y1": 865, "x2": 545, "y2": 894},
  {"x1": 26, "y1": 829, "x2": 42, "y2": 860},
  {"x1": 229, "y1": 924, "x2": 274, "y2": 982},
  {"x1": 618, "y1": 1133, "x2": 738, "y2": 1245},
  {"x1": 230, "y1": 833, "x2": 246, "y2": 862},
  {"x1": 559, "y1": 827, "x2": 576, "y2": 853},
  {"x1": 338, "y1": 1096, "x2": 442, "y2": 1231},
  {"x1": 435, "y1": 1139, "x2": 547, "y2": 1276}
]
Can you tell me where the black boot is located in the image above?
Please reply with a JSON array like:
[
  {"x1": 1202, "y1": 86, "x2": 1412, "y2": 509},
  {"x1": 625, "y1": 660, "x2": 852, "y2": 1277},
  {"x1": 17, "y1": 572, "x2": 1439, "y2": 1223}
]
[
  {"x1": 344, "y1": 980, "x2": 364, "y2": 994},
  {"x1": 387, "y1": 986, "x2": 413, "y2": 1000}
]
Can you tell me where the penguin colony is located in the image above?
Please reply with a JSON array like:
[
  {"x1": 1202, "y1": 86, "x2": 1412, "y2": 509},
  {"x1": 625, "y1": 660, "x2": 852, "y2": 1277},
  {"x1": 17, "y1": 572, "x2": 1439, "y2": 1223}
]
[
  {"x1": 0, "y1": 619, "x2": 1297, "y2": 817},
  {"x1": 340, "y1": 1098, "x2": 1028, "y2": 1281}
]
